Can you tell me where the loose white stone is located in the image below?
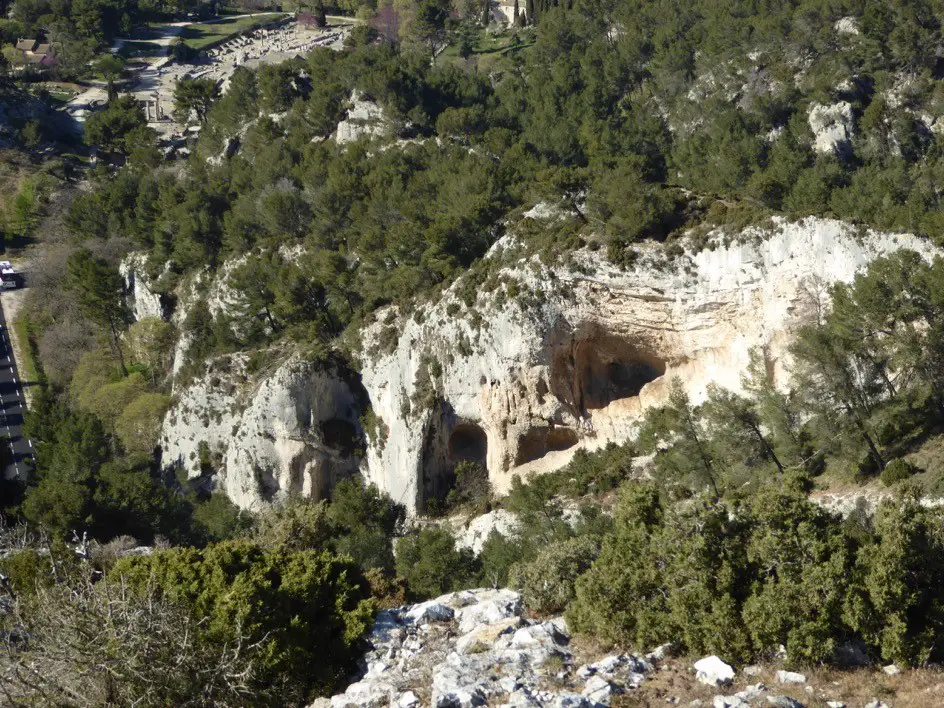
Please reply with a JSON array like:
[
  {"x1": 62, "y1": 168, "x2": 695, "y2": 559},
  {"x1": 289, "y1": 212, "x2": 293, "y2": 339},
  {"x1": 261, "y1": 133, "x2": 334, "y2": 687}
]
[
  {"x1": 775, "y1": 670, "x2": 807, "y2": 684},
  {"x1": 694, "y1": 656, "x2": 736, "y2": 686}
]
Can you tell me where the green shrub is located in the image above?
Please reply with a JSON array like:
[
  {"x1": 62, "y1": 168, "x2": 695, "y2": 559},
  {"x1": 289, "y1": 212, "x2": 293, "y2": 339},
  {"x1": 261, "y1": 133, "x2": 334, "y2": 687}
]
[
  {"x1": 880, "y1": 458, "x2": 918, "y2": 486},
  {"x1": 477, "y1": 530, "x2": 525, "y2": 588},
  {"x1": 505, "y1": 442, "x2": 632, "y2": 514},
  {"x1": 252, "y1": 495, "x2": 334, "y2": 551},
  {"x1": 0, "y1": 548, "x2": 57, "y2": 596},
  {"x1": 250, "y1": 480, "x2": 404, "y2": 574},
  {"x1": 327, "y1": 479, "x2": 405, "y2": 573},
  {"x1": 844, "y1": 498, "x2": 944, "y2": 667},
  {"x1": 446, "y1": 460, "x2": 492, "y2": 513},
  {"x1": 112, "y1": 540, "x2": 375, "y2": 700},
  {"x1": 188, "y1": 489, "x2": 252, "y2": 544},
  {"x1": 509, "y1": 535, "x2": 600, "y2": 615},
  {"x1": 395, "y1": 526, "x2": 478, "y2": 599},
  {"x1": 568, "y1": 484, "x2": 856, "y2": 664}
]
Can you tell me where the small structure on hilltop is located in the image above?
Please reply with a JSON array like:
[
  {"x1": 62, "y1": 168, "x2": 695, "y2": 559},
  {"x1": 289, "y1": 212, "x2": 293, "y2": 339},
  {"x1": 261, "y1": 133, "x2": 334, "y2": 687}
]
[
  {"x1": 492, "y1": 0, "x2": 525, "y2": 24},
  {"x1": 10, "y1": 38, "x2": 58, "y2": 71}
]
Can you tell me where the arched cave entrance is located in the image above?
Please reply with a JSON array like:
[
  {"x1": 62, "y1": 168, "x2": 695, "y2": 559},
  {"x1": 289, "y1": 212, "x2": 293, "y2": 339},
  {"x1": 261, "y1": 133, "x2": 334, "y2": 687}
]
[
  {"x1": 320, "y1": 418, "x2": 360, "y2": 458},
  {"x1": 284, "y1": 418, "x2": 363, "y2": 502},
  {"x1": 420, "y1": 407, "x2": 488, "y2": 511},
  {"x1": 515, "y1": 426, "x2": 579, "y2": 466},
  {"x1": 448, "y1": 423, "x2": 488, "y2": 467},
  {"x1": 551, "y1": 331, "x2": 666, "y2": 413}
]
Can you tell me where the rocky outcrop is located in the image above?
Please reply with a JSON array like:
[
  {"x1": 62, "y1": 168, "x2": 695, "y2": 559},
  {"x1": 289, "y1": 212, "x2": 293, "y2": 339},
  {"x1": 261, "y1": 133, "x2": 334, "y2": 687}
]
[
  {"x1": 808, "y1": 102, "x2": 855, "y2": 156},
  {"x1": 149, "y1": 215, "x2": 941, "y2": 514},
  {"x1": 359, "y1": 217, "x2": 939, "y2": 513},
  {"x1": 160, "y1": 351, "x2": 364, "y2": 509},
  {"x1": 316, "y1": 588, "x2": 657, "y2": 708},
  {"x1": 334, "y1": 90, "x2": 390, "y2": 144},
  {"x1": 452, "y1": 509, "x2": 521, "y2": 555},
  {"x1": 120, "y1": 253, "x2": 168, "y2": 321}
]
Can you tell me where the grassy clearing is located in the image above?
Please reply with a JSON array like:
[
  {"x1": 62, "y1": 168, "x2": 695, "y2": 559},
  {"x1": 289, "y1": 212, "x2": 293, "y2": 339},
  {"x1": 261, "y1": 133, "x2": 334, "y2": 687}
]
[
  {"x1": 436, "y1": 26, "x2": 535, "y2": 70},
  {"x1": 117, "y1": 39, "x2": 166, "y2": 58},
  {"x1": 610, "y1": 659, "x2": 944, "y2": 708},
  {"x1": 11, "y1": 314, "x2": 39, "y2": 385},
  {"x1": 180, "y1": 13, "x2": 285, "y2": 51}
]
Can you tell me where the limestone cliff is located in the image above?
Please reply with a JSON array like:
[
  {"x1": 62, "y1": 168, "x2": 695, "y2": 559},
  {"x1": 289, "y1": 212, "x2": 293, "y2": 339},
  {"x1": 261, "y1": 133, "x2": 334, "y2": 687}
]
[
  {"x1": 358, "y1": 217, "x2": 938, "y2": 513},
  {"x1": 159, "y1": 351, "x2": 364, "y2": 510},
  {"x1": 138, "y1": 216, "x2": 939, "y2": 513}
]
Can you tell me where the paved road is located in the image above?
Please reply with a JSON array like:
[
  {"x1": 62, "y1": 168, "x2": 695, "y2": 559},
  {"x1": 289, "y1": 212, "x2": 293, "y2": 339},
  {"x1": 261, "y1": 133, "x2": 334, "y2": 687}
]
[{"x1": 0, "y1": 299, "x2": 33, "y2": 482}]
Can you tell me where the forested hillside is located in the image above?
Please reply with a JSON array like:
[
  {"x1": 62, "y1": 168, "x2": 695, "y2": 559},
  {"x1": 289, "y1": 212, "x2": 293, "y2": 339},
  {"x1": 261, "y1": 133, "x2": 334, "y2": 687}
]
[{"x1": 7, "y1": 0, "x2": 944, "y2": 704}]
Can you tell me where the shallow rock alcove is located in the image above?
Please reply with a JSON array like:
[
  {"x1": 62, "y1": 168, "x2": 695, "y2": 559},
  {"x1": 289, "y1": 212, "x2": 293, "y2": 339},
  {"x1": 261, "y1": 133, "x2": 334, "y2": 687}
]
[{"x1": 551, "y1": 330, "x2": 666, "y2": 413}]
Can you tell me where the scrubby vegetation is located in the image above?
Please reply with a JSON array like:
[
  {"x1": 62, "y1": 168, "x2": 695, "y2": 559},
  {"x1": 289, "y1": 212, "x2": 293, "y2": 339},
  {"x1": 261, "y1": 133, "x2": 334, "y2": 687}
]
[
  {"x1": 568, "y1": 484, "x2": 944, "y2": 669},
  {"x1": 60, "y1": 0, "x2": 944, "y2": 371},
  {"x1": 12, "y1": 0, "x2": 944, "y2": 702}
]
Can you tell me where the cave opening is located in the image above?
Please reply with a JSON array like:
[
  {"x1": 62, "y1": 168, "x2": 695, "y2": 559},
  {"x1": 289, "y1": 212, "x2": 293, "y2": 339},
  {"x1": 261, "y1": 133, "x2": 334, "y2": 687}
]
[
  {"x1": 448, "y1": 423, "x2": 488, "y2": 467},
  {"x1": 421, "y1": 414, "x2": 489, "y2": 512},
  {"x1": 516, "y1": 426, "x2": 579, "y2": 466},
  {"x1": 320, "y1": 418, "x2": 360, "y2": 458},
  {"x1": 551, "y1": 331, "x2": 666, "y2": 413}
]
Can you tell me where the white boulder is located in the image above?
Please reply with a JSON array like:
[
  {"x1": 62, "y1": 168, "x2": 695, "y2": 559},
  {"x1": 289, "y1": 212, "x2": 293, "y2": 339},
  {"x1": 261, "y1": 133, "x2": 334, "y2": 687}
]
[
  {"x1": 694, "y1": 656, "x2": 735, "y2": 686},
  {"x1": 775, "y1": 670, "x2": 806, "y2": 684},
  {"x1": 808, "y1": 102, "x2": 854, "y2": 156},
  {"x1": 406, "y1": 601, "x2": 455, "y2": 625}
]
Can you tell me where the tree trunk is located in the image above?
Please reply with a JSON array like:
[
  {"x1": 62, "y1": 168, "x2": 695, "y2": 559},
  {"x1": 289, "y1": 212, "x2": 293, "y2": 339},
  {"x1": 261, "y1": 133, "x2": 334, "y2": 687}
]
[
  {"x1": 109, "y1": 321, "x2": 128, "y2": 377},
  {"x1": 749, "y1": 421, "x2": 785, "y2": 475},
  {"x1": 263, "y1": 305, "x2": 279, "y2": 333},
  {"x1": 845, "y1": 402, "x2": 884, "y2": 470},
  {"x1": 570, "y1": 199, "x2": 588, "y2": 223}
]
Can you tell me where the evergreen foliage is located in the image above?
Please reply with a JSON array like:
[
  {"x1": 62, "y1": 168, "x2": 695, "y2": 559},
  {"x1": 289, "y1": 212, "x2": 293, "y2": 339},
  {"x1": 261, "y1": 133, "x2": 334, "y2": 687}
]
[{"x1": 112, "y1": 541, "x2": 375, "y2": 700}]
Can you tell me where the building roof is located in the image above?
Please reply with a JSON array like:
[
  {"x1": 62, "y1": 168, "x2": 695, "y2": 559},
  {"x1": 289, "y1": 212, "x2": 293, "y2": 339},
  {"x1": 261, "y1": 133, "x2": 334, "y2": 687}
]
[
  {"x1": 35, "y1": 43, "x2": 53, "y2": 55},
  {"x1": 15, "y1": 39, "x2": 37, "y2": 52},
  {"x1": 25, "y1": 54, "x2": 45, "y2": 64}
]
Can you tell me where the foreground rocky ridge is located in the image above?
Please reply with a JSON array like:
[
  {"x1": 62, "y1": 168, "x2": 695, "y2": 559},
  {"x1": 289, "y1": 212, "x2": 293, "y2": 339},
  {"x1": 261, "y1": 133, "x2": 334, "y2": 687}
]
[
  {"x1": 315, "y1": 589, "x2": 898, "y2": 708},
  {"x1": 315, "y1": 587, "x2": 653, "y2": 708},
  {"x1": 126, "y1": 216, "x2": 940, "y2": 512}
]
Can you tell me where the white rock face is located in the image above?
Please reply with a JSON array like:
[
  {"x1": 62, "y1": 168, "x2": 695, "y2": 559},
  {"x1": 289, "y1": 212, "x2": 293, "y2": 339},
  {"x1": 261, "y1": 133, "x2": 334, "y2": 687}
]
[
  {"x1": 808, "y1": 102, "x2": 855, "y2": 155},
  {"x1": 322, "y1": 588, "x2": 655, "y2": 708},
  {"x1": 694, "y1": 656, "x2": 735, "y2": 686},
  {"x1": 834, "y1": 16, "x2": 860, "y2": 36},
  {"x1": 453, "y1": 509, "x2": 522, "y2": 555},
  {"x1": 359, "y1": 217, "x2": 938, "y2": 513},
  {"x1": 120, "y1": 253, "x2": 166, "y2": 321},
  {"x1": 160, "y1": 352, "x2": 363, "y2": 510},
  {"x1": 334, "y1": 90, "x2": 390, "y2": 144}
]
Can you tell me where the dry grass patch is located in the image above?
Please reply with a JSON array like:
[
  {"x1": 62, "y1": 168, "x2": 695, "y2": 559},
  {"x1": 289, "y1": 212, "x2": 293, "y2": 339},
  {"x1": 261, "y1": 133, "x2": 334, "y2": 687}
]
[{"x1": 610, "y1": 660, "x2": 944, "y2": 708}]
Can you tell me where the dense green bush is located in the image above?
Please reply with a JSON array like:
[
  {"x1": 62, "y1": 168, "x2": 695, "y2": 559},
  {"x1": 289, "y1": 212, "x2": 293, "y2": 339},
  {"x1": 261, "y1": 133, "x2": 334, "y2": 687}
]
[
  {"x1": 505, "y1": 443, "x2": 633, "y2": 513},
  {"x1": 845, "y1": 497, "x2": 944, "y2": 666},
  {"x1": 252, "y1": 480, "x2": 404, "y2": 574},
  {"x1": 568, "y1": 484, "x2": 856, "y2": 664},
  {"x1": 112, "y1": 540, "x2": 375, "y2": 700},
  {"x1": 509, "y1": 535, "x2": 600, "y2": 615},
  {"x1": 395, "y1": 526, "x2": 478, "y2": 599},
  {"x1": 568, "y1": 482, "x2": 944, "y2": 667},
  {"x1": 880, "y1": 458, "x2": 918, "y2": 486}
]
